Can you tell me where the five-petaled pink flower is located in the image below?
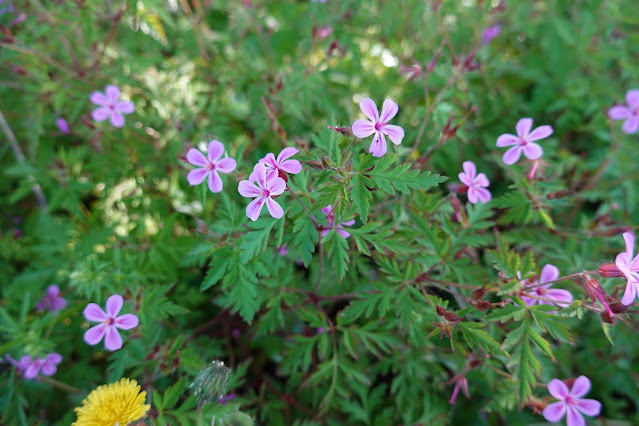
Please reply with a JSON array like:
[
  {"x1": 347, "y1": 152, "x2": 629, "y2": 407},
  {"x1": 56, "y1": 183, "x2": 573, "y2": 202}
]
[
  {"x1": 90, "y1": 85, "x2": 135, "y2": 128},
  {"x1": 319, "y1": 205, "x2": 355, "y2": 239},
  {"x1": 83, "y1": 295, "x2": 139, "y2": 351},
  {"x1": 543, "y1": 376, "x2": 601, "y2": 426},
  {"x1": 6, "y1": 353, "x2": 62, "y2": 379},
  {"x1": 458, "y1": 161, "x2": 491, "y2": 204},
  {"x1": 352, "y1": 98, "x2": 405, "y2": 157},
  {"x1": 615, "y1": 231, "x2": 639, "y2": 305},
  {"x1": 37, "y1": 284, "x2": 67, "y2": 312},
  {"x1": 187, "y1": 140, "x2": 237, "y2": 193},
  {"x1": 520, "y1": 264, "x2": 573, "y2": 308},
  {"x1": 496, "y1": 118, "x2": 553, "y2": 165},
  {"x1": 608, "y1": 90, "x2": 639, "y2": 134},
  {"x1": 259, "y1": 147, "x2": 302, "y2": 178},
  {"x1": 238, "y1": 163, "x2": 286, "y2": 221}
]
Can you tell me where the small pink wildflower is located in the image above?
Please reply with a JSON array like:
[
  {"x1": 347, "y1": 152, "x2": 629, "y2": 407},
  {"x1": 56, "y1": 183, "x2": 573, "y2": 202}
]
[
  {"x1": 89, "y1": 85, "x2": 135, "y2": 128},
  {"x1": 37, "y1": 284, "x2": 67, "y2": 312},
  {"x1": 608, "y1": 89, "x2": 639, "y2": 134},
  {"x1": 186, "y1": 140, "x2": 237, "y2": 193},
  {"x1": 56, "y1": 117, "x2": 70, "y2": 134},
  {"x1": 238, "y1": 163, "x2": 286, "y2": 221},
  {"x1": 520, "y1": 264, "x2": 573, "y2": 308},
  {"x1": 615, "y1": 231, "x2": 639, "y2": 305},
  {"x1": 458, "y1": 161, "x2": 491, "y2": 204},
  {"x1": 278, "y1": 244, "x2": 289, "y2": 256},
  {"x1": 319, "y1": 205, "x2": 355, "y2": 239},
  {"x1": 6, "y1": 353, "x2": 62, "y2": 379},
  {"x1": 496, "y1": 118, "x2": 553, "y2": 165},
  {"x1": 481, "y1": 24, "x2": 501, "y2": 45},
  {"x1": 83, "y1": 295, "x2": 139, "y2": 351},
  {"x1": 543, "y1": 376, "x2": 601, "y2": 426},
  {"x1": 448, "y1": 375, "x2": 470, "y2": 405},
  {"x1": 352, "y1": 98, "x2": 405, "y2": 157},
  {"x1": 259, "y1": 147, "x2": 302, "y2": 178}
]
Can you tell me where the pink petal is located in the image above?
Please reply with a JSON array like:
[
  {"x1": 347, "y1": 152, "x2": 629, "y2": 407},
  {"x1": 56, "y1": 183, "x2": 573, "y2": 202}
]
[
  {"x1": 246, "y1": 197, "x2": 265, "y2": 221},
  {"x1": 341, "y1": 219, "x2": 355, "y2": 226},
  {"x1": 543, "y1": 401, "x2": 567, "y2": 423},
  {"x1": 359, "y1": 97, "x2": 379, "y2": 122},
  {"x1": 216, "y1": 157, "x2": 237, "y2": 174},
  {"x1": 47, "y1": 285, "x2": 60, "y2": 296},
  {"x1": 608, "y1": 105, "x2": 630, "y2": 120},
  {"x1": 379, "y1": 98, "x2": 399, "y2": 123},
  {"x1": 259, "y1": 153, "x2": 278, "y2": 171},
  {"x1": 46, "y1": 353, "x2": 62, "y2": 364},
  {"x1": 476, "y1": 188, "x2": 492, "y2": 203},
  {"x1": 208, "y1": 171, "x2": 223, "y2": 193},
  {"x1": 89, "y1": 91, "x2": 109, "y2": 107},
  {"x1": 570, "y1": 376, "x2": 591, "y2": 398},
  {"x1": 115, "y1": 313, "x2": 139, "y2": 330},
  {"x1": 540, "y1": 264, "x2": 560, "y2": 284},
  {"x1": 623, "y1": 232, "x2": 635, "y2": 259},
  {"x1": 267, "y1": 176, "x2": 286, "y2": 196},
  {"x1": 24, "y1": 362, "x2": 40, "y2": 379},
  {"x1": 105, "y1": 85, "x2": 120, "y2": 103},
  {"x1": 528, "y1": 125, "x2": 553, "y2": 142},
  {"x1": 106, "y1": 294, "x2": 123, "y2": 318},
  {"x1": 458, "y1": 172, "x2": 472, "y2": 186},
  {"x1": 84, "y1": 324, "x2": 107, "y2": 345},
  {"x1": 352, "y1": 119, "x2": 376, "y2": 138},
  {"x1": 369, "y1": 132, "x2": 387, "y2": 157},
  {"x1": 474, "y1": 173, "x2": 489, "y2": 187},
  {"x1": 462, "y1": 161, "x2": 477, "y2": 180},
  {"x1": 522, "y1": 142, "x2": 543, "y2": 160},
  {"x1": 207, "y1": 140, "x2": 225, "y2": 163},
  {"x1": 40, "y1": 360, "x2": 58, "y2": 376},
  {"x1": 620, "y1": 278, "x2": 637, "y2": 306},
  {"x1": 51, "y1": 297, "x2": 67, "y2": 311},
  {"x1": 566, "y1": 407, "x2": 585, "y2": 426},
  {"x1": 337, "y1": 229, "x2": 351, "y2": 239},
  {"x1": 625, "y1": 89, "x2": 639, "y2": 109},
  {"x1": 116, "y1": 101, "x2": 135, "y2": 114},
  {"x1": 516, "y1": 118, "x2": 533, "y2": 138},
  {"x1": 265, "y1": 197, "x2": 284, "y2": 218},
  {"x1": 109, "y1": 111, "x2": 125, "y2": 128},
  {"x1": 382, "y1": 124, "x2": 404, "y2": 145},
  {"x1": 252, "y1": 163, "x2": 268, "y2": 188},
  {"x1": 187, "y1": 148, "x2": 209, "y2": 167},
  {"x1": 187, "y1": 168, "x2": 209, "y2": 186},
  {"x1": 576, "y1": 398, "x2": 601, "y2": 416},
  {"x1": 279, "y1": 159, "x2": 302, "y2": 174},
  {"x1": 83, "y1": 303, "x2": 108, "y2": 322},
  {"x1": 104, "y1": 326, "x2": 123, "y2": 351},
  {"x1": 321, "y1": 206, "x2": 333, "y2": 215},
  {"x1": 91, "y1": 107, "x2": 111, "y2": 122},
  {"x1": 548, "y1": 379, "x2": 570, "y2": 399},
  {"x1": 496, "y1": 133, "x2": 519, "y2": 147},
  {"x1": 502, "y1": 146, "x2": 522, "y2": 165},
  {"x1": 467, "y1": 187, "x2": 479, "y2": 204},
  {"x1": 545, "y1": 289, "x2": 574, "y2": 307},
  {"x1": 238, "y1": 181, "x2": 261, "y2": 198},
  {"x1": 622, "y1": 116, "x2": 639, "y2": 134},
  {"x1": 276, "y1": 147, "x2": 299, "y2": 164}
]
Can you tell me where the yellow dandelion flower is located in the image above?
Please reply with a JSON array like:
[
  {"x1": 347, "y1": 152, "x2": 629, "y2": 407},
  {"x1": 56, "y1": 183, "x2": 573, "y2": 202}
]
[{"x1": 73, "y1": 378, "x2": 150, "y2": 426}]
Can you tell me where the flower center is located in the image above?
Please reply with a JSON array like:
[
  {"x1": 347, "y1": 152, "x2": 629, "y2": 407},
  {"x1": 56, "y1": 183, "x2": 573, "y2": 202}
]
[
  {"x1": 536, "y1": 287, "x2": 546, "y2": 296},
  {"x1": 519, "y1": 137, "x2": 528, "y2": 146},
  {"x1": 632, "y1": 108, "x2": 639, "y2": 117},
  {"x1": 374, "y1": 122, "x2": 387, "y2": 131},
  {"x1": 259, "y1": 189, "x2": 271, "y2": 198},
  {"x1": 208, "y1": 163, "x2": 216, "y2": 171},
  {"x1": 106, "y1": 317, "x2": 115, "y2": 326}
]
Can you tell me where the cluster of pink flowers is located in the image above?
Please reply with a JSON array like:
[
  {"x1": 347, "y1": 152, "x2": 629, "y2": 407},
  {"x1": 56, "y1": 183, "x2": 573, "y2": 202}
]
[{"x1": 6, "y1": 353, "x2": 62, "y2": 379}]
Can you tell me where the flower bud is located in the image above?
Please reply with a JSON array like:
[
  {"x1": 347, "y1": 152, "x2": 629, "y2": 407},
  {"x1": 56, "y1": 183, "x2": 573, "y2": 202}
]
[
  {"x1": 598, "y1": 263, "x2": 624, "y2": 278},
  {"x1": 327, "y1": 125, "x2": 353, "y2": 136},
  {"x1": 191, "y1": 360, "x2": 231, "y2": 403},
  {"x1": 302, "y1": 160, "x2": 324, "y2": 170}
]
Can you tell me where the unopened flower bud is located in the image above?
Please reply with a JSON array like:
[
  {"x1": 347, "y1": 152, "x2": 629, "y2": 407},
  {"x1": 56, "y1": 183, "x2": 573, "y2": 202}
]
[
  {"x1": 598, "y1": 263, "x2": 624, "y2": 278},
  {"x1": 321, "y1": 155, "x2": 334, "y2": 169},
  {"x1": 471, "y1": 286, "x2": 487, "y2": 300},
  {"x1": 609, "y1": 302, "x2": 629, "y2": 314},
  {"x1": 191, "y1": 360, "x2": 231, "y2": 403},
  {"x1": 436, "y1": 305, "x2": 446, "y2": 316},
  {"x1": 327, "y1": 125, "x2": 353, "y2": 136}
]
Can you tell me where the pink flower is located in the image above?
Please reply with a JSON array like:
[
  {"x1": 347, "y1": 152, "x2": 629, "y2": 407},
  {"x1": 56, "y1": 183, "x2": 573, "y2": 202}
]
[
  {"x1": 238, "y1": 163, "x2": 286, "y2": 221},
  {"x1": 496, "y1": 118, "x2": 553, "y2": 165},
  {"x1": 448, "y1": 375, "x2": 470, "y2": 405},
  {"x1": 458, "y1": 161, "x2": 491, "y2": 204},
  {"x1": 6, "y1": 353, "x2": 62, "y2": 379},
  {"x1": 352, "y1": 98, "x2": 405, "y2": 157},
  {"x1": 89, "y1": 85, "x2": 135, "y2": 128},
  {"x1": 520, "y1": 264, "x2": 573, "y2": 308},
  {"x1": 615, "y1": 232, "x2": 639, "y2": 305},
  {"x1": 278, "y1": 244, "x2": 289, "y2": 256},
  {"x1": 83, "y1": 295, "x2": 139, "y2": 351},
  {"x1": 543, "y1": 376, "x2": 601, "y2": 426},
  {"x1": 259, "y1": 147, "x2": 302, "y2": 177},
  {"x1": 481, "y1": 24, "x2": 501, "y2": 45},
  {"x1": 37, "y1": 284, "x2": 67, "y2": 312},
  {"x1": 608, "y1": 90, "x2": 639, "y2": 134},
  {"x1": 319, "y1": 205, "x2": 355, "y2": 239},
  {"x1": 186, "y1": 140, "x2": 237, "y2": 193},
  {"x1": 56, "y1": 117, "x2": 70, "y2": 134}
]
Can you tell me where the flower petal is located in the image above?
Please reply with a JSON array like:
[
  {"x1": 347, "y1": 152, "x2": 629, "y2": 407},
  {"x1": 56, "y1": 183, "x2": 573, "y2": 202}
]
[
  {"x1": 104, "y1": 326, "x2": 123, "y2": 351},
  {"x1": 91, "y1": 107, "x2": 111, "y2": 122},
  {"x1": 379, "y1": 98, "x2": 399, "y2": 123},
  {"x1": 474, "y1": 173, "x2": 490, "y2": 187},
  {"x1": 337, "y1": 229, "x2": 351, "y2": 239},
  {"x1": 252, "y1": 163, "x2": 268, "y2": 188},
  {"x1": 576, "y1": 398, "x2": 601, "y2": 416},
  {"x1": 238, "y1": 181, "x2": 261, "y2": 198},
  {"x1": 115, "y1": 313, "x2": 139, "y2": 330},
  {"x1": 279, "y1": 159, "x2": 302, "y2": 174},
  {"x1": 216, "y1": 157, "x2": 237, "y2": 174},
  {"x1": 516, "y1": 118, "x2": 533, "y2": 138},
  {"x1": 116, "y1": 100, "x2": 135, "y2": 114},
  {"x1": 40, "y1": 360, "x2": 58, "y2": 376},
  {"x1": 246, "y1": 197, "x2": 265, "y2": 221},
  {"x1": 109, "y1": 111, "x2": 125, "y2": 128},
  {"x1": 259, "y1": 153, "x2": 278, "y2": 171},
  {"x1": 566, "y1": 407, "x2": 585, "y2": 426},
  {"x1": 359, "y1": 97, "x2": 379, "y2": 122},
  {"x1": 268, "y1": 176, "x2": 286, "y2": 196},
  {"x1": 84, "y1": 324, "x2": 107, "y2": 345},
  {"x1": 623, "y1": 232, "x2": 635, "y2": 259},
  {"x1": 106, "y1": 294, "x2": 123, "y2": 318},
  {"x1": 187, "y1": 168, "x2": 209, "y2": 186},
  {"x1": 105, "y1": 85, "x2": 120, "y2": 103},
  {"x1": 502, "y1": 146, "x2": 522, "y2": 165},
  {"x1": 625, "y1": 89, "x2": 639, "y2": 109},
  {"x1": 467, "y1": 187, "x2": 479, "y2": 204},
  {"x1": 24, "y1": 362, "x2": 40, "y2": 379},
  {"x1": 622, "y1": 116, "x2": 639, "y2": 134},
  {"x1": 522, "y1": 142, "x2": 543, "y2": 160},
  {"x1": 369, "y1": 132, "x2": 387, "y2": 157},
  {"x1": 458, "y1": 172, "x2": 472, "y2": 186},
  {"x1": 540, "y1": 264, "x2": 560, "y2": 284},
  {"x1": 208, "y1": 171, "x2": 223, "y2": 193},
  {"x1": 207, "y1": 140, "x2": 225, "y2": 163},
  {"x1": 383, "y1": 124, "x2": 404, "y2": 145},
  {"x1": 476, "y1": 188, "x2": 492, "y2": 203},
  {"x1": 545, "y1": 289, "x2": 574, "y2": 307},
  {"x1": 187, "y1": 148, "x2": 209, "y2": 167},
  {"x1": 265, "y1": 197, "x2": 284, "y2": 219},
  {"x1": 620, "y1": 278, "x2": 637, "y2": 306},
  {"x1": 51, "y1": 297, "x2": 67, "y2": 311},
  {"x1": 89, "y1": 91, "x2": 109, "y2": 107},
  {"x1": 608, "y1": 105, "x2": 630, "y2": 120},
  {"x1": 548, "y1": 379, "x2": 570, "y2": 399},
  {"x1": 570, "y1": 376, "x2": 591, "y2": 398},
  {"x1": 462, "y1": 161, "x2": 477, "y2": 180},
  {"x1": 543, "y1": 401, "x2": 567, "y2": 423},
  {"x1": 276, "y1": 147, "x2": 299, "y2": 164},
  {"x1": 528, "y1": 125, "x2": 553, "y2": 142},
  {"x1": 496, "y1": 133, "x2": 519, "y2": 147},
  {"x1": 47, "y1": 285, "x2": 60, "y2": 296},
  {"x1": 83, "y1": 303, "x2": 108, "y2": 322},
  {"x1": 352, "y1": 119, "x2": 376, "y2": 138},
  {"x1": 46, "y1": 353, "x2": 62, "y2": 364}
]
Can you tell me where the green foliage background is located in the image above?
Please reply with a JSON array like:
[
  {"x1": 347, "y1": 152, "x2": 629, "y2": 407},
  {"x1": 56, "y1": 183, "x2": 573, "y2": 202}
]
[{"x1": 1, "y1": 0, "x2": 639, "y2": 424}]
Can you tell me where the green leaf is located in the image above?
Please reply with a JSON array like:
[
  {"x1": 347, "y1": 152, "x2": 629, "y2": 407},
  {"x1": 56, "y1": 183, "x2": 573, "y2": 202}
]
[
  {"x1": 323, "y1": 229, "x2": 350, "y2": 281},
  {"x1": 239, "y1": 218, "x2": 278, "y2": 263},
  {"x1": 458, "y1": 322, "x2": 507, "y2": 356},
  {"x1": 350, "y1": 174, "x2": 373, "y2": 223}
]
